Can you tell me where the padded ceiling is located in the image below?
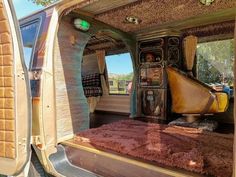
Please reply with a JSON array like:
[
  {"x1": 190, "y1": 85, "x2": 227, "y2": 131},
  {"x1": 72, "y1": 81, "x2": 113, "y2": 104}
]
[{"x1": 94, "y1": 0, "x2": 235, "y2": 32}]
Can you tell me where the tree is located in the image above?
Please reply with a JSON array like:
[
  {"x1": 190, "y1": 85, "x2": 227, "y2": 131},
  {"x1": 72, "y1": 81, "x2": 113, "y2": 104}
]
[
  {"x1": 29, "y1": 0, "x2": 58, "y2": 6},
  {"x1": 197, "y1": 39, "x2": 234, "y2": 86}
]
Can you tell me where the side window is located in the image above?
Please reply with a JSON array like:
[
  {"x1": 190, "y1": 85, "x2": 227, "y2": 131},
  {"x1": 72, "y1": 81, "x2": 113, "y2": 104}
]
[
  {"x1": 20, "y1": 20, "x2": 40, "y2": 69},
  {"x1": 105, "y1": 53, "x2": 133, "y2": 95},
  {"x1": 197, "y1": 39, "x2": 234, "y2": 96}
]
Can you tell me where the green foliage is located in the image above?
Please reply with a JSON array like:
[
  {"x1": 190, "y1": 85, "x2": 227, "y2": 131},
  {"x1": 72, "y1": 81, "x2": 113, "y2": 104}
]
[
  {"x1": 197, "y1": 39, "x2": 234, "y2": 86},
  {"x1": 28, "y1": 0, "x2": 58, "y2": 6},
  {"x1": 197, "y1": 55, "x2": 221, "y2": 84},
  {"x1": 108, "y1": 72, "x2": 133, "y2": 94},
  {"x1": 116, "y1": 72, "x2": 133, "y2": 81},
  {"x1": 108, "y1": 72, "x2": 133, "y2": 82}
]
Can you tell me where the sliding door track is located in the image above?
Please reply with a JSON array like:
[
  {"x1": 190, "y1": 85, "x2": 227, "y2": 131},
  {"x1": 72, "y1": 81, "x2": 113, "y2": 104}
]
[{"x1": 49, "y1": 145, "x2": 101, "y2": 177}]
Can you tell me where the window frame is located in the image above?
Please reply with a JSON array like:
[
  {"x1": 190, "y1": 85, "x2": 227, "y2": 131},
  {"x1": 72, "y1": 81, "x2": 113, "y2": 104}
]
[
  {"x1": 20, "y1": 18, "x2": 41, "y2": 70},
  {"x1": 105, "y1": 53, "x2": 134, "y2": 96},
  {"x1": 196, "y1": 38, "x2": 234, "y2": 90}
]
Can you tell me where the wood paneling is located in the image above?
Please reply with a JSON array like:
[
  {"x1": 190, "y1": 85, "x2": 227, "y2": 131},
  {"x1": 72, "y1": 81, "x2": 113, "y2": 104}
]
[
  {"x1": 54, "y1": 17, "x2": 91, "y2": 142},
  {"x1": 96, "y1": 95, "x2": 131, "y2": 113},
  {"x1": 82, "y1": 54, "x2": 99, "y2": 76}
]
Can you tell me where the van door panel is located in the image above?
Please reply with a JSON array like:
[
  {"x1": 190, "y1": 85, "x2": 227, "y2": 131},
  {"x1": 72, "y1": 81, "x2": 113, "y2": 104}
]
[
  {"x1": 0, "y1": 0, "x2": 16, "y2": 160},
  {"x1": 0, "y1": 0, "x2": 31, "y2": 175}
]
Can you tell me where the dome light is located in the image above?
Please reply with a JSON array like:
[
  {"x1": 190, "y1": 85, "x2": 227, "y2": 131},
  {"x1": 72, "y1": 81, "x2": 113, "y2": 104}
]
[
  {"x1": 199, "y1": 0, "x2": 215, "y2": 6},
  {"x1": 125, "y1": 16, "x2": 141, "y2": 25},
  {"x1": 74, "y1": 18, "x2": 90, "y2": 31}
]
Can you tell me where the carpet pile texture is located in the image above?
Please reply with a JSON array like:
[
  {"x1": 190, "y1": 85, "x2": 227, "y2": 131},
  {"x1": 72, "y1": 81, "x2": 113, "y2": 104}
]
[{"x1": 75, "y1": 120, "x2": 233, "y2": 177}]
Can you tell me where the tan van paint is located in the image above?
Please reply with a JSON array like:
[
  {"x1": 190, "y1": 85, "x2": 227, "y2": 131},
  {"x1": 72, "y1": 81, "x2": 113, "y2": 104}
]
[{"x1": 0, "y1": 0, "x2": 31, "y2": 175}]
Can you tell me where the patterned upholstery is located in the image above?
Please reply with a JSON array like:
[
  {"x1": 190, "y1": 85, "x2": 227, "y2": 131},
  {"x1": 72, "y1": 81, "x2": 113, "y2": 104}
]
[
  {"x1": 82, "y1": 73, "x2": 101, "y2": 87},
  {"x1": 82, "y1": 73, "x2": 103, "y2": 97},
  {"x1": 0, "y1": 1, "x2": 15, "y2": 159},
  {"x1": 83, "y1": 87, "x2": 103, "y2": 97}
]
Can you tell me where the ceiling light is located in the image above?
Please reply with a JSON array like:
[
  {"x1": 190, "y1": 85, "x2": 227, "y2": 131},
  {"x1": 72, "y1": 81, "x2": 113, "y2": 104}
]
[
  {"x1": 74, "y1": 18, "x2": 90, "y2": 31},
  {"x1": 125, "y1": 16, "x2": 141, "y2": 25},
  {"x1": 199, "y1": 0, "x2": 215, "y2": 6}
]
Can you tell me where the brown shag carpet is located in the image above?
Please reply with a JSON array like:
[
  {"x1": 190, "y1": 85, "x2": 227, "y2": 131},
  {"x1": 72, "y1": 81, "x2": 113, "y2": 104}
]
[{"x1": 75, "y1": 120, "x2": 233, "y2": 177}]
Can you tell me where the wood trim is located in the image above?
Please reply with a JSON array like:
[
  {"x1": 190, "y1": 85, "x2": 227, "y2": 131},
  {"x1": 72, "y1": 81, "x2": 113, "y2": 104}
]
[
  {"x1": 94, "y1": 110, "x2": 130, "y2": 116},
  {"x1": 95, "y1": 94, "x2": 131, "y2": 113}
]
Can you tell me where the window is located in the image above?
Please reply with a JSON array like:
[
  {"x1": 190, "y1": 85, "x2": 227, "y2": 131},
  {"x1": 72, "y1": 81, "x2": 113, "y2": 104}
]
[
  {"x1": 197, "y1": 39, "x2": 234, "y2": 95},
  {"x1": 106, "y1": 53, "x2": 133, "y2": 94},
  {"x1": 20, "y1": 20, "x2": 40, "y2": 69}
]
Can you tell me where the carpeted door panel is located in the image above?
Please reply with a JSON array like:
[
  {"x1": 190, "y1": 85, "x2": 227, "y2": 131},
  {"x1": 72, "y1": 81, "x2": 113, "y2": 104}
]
[{"x1": 0, "y1": 0, "x2": 15, "y2": 159}]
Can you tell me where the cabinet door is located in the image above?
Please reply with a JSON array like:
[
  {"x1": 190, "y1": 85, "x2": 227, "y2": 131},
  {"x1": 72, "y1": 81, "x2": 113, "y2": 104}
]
[
  {"x1": 141, "y1": 89, "x2": 166, "y2": 119},
  {"x1": 0, "y1": 0, "x2": 32, "y2": 176}
]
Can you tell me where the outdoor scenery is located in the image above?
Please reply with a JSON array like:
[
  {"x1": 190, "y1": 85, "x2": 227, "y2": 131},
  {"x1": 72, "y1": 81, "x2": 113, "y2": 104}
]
[
  {"x1": 197, "y1": 39, "x2": 234, "y2": 95},
  {"x1": 105, "y1": 53, "x2": 133, "y2": 95}
]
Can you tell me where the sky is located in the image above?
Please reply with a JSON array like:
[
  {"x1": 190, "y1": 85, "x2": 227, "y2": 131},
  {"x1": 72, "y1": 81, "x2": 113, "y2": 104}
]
[
  {"x1": 106, "y1": 53, "x2": 133, "y2": 75},
  {"x1": 13, "y1": 0, "x2": 43, "y2": 19}
]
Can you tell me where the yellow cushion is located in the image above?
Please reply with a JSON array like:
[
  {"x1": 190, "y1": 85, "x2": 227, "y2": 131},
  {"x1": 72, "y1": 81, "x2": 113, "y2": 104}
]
[
  {"x1": 209, "y1": 92, "x2": 229, "y2": 113},
  {"x1": 166, "y1": 67, "x2": 229, "y2": 114}
]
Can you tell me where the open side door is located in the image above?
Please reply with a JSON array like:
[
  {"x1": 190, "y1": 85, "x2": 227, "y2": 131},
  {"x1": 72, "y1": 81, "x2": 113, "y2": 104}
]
[{"x1": 0, "y1": 0, "x2": 31, "y2": 176}]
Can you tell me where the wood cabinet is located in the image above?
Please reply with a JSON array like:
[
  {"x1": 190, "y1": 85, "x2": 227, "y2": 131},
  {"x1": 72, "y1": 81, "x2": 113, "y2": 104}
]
[{"x1": 137, "y1": 36, "x2": 182, "y2": 121}]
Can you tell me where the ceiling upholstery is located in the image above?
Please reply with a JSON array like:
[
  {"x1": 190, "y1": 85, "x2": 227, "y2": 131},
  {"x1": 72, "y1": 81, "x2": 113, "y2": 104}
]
[
  {"x1": 94, "y1": 0, "x2": 236, "y2": 32},
  {"x1": 83, "y1": 31, "x2": 127, "y2": 55},
  {"x1": 183, "y1": 20, "x2": 235, "y2": 40}
]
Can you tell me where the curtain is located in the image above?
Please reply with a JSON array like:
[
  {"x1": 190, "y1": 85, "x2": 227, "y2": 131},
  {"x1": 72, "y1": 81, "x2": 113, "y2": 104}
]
[
  {"x1": 96, "y1": 50, "x2": 109, "y2": 95},
  {"x1": 86, "y1": 50, "x2": 108, "y2": 113},
  {"x1": 184, "y1": 35, "x2": 198, "y2": 76},
  {"x1": 87, "y1": 97, "x2": 100, "y2": 113}
]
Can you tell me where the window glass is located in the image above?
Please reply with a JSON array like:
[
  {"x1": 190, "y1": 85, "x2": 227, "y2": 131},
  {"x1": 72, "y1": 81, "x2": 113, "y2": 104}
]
[
  {"x1": 197, "y1": 39, "x2": 234, "y2": 96},
  {"x1": 106, "y1": 53, "x2": 133, "y2": 94},
  {"x1": 20, "y1": 21, "x2": 39, "y2": 69}
]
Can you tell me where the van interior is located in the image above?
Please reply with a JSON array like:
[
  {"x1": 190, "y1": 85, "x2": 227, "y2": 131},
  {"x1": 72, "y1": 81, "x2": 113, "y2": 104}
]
[{"x1": 22, "y1": 1, "x2": 235, "y2": 177}]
